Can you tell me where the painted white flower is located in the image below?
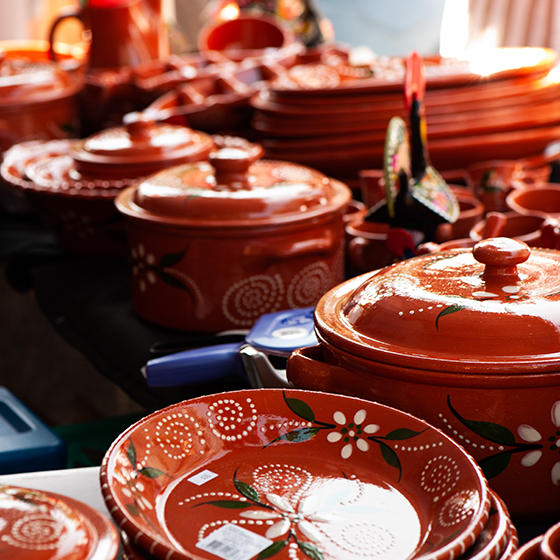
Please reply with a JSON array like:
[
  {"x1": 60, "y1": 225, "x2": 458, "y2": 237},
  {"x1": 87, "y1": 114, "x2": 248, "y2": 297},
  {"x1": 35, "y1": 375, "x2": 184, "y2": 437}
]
[
  {"x1": 114, "y1": 466, "x2": 153, "y2": 510},
  {"x1": 131, "y1": 243, "x2": 157, "y2": 293},
  {"x1": 518, "y1": 401, "x2": 560, "y2": 485},
  {"x1": 239, "y1": 493, "x2": 335, "y2": 542},
  {"x1": 326, "y1": 409, "x2": 380, "y2": 459},
  {"x1": 59, "y1": 210, "x2": 96, "y2": 239}
]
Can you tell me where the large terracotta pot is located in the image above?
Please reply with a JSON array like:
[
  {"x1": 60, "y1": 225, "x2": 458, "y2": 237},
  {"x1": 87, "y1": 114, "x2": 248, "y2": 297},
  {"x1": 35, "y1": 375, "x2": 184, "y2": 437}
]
[
  {"x1": 115, "y1": 136, "x2": 352, "y2": 332},
  {"x1": 0, "y1": 40, "x2": 84, "y2": 152},
  {"x1": 2, "y1": 114, "x2": 214, "y2": 256},
  {"x1": 287, "y1": 237, "x2": 560, "y2": 522}
]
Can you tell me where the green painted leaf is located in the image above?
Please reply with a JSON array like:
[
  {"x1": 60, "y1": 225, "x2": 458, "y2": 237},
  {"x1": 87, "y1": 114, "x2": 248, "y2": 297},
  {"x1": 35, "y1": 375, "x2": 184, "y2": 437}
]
[
  {"x1": 126, "y1": 438, "x2": 137, "y2": 468},
  {"x1": 159, "y1": 249, "x2": 187, "y2": 268},
  {"x1": 193, "y1": 500, "x2": 254, "y2": 509},
  {"x1": 234, "y1": 477, "x2": 259, "y2": 502},
  {"x1": 436, "y1": 304, "x2": 468, "y2": 331},
  {"x1": 139, "y1": 467, "x2": 167, "y2": 479},
  {"x1": 298, "y1": 541, "x2": 324, "y2": 560},
  {"x1": 258, "y1": 540, "x2": 288, "y2": 559},
  {"x1": 274, "y1": 427, "x2": 322, "y2": 444},
  {"x1": 383, "y1": 428, "x2": 425, "y2": 441},
  {"x1": 379, "y1": 441, "x2": 402, "y2": 481},
  {"x1": 283, "y1": 395, "x2": 315, "y2": 422},
  {"x1": 460, "y1": 419, "x2": 516, "y2": 446},
  {"x1": 479, "y1": 452, "x2": 512, "y2": 480},
  {"x1": 156, "y1": 270, "x2": 192, "y2": 293},
  {"x1": 125, "y1": 503, "x2": 139, "y2": 517},
  {"x1": 447, "y1": 397, "x2": 516, "y2": 445}
]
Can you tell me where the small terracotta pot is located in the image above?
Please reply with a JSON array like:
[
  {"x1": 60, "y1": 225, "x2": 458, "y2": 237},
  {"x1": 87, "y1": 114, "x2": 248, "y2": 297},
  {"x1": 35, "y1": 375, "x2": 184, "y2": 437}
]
[
  {"x1": 541, "y1": 522, "x2": 560, "y2": 560},
  {"x1": 464, "y1": 160, "x2": 551, "y2": 213},
  {"x1": 437, "y1": 191, "x2": 485, "y2": 241},
  {"x1": 345, "y1": 219, "x2": 393, "y2": 275},
  {"x1": 0, "y1": 40, "x2": 84, "y2": 152},
  {"x1": 115, "y1": 136, "x2": 352, "y2": 332},
  {"x1": 506, "y1": 184, "x2": 560, "y2": 220},
  {"x1": 197, "y1": 13, "x2": 298, "y2": 64},
  {"x1": 470, "y1": 211, "x2": 546, "y2": 246},
  {"x1": 510, "y1": 536, "x2": 543, "y2": 560}
]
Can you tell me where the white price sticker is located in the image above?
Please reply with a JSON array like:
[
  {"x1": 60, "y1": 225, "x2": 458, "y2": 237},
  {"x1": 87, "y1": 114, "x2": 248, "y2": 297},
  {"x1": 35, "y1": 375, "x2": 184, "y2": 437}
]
[
  {"x1": 196, "y1": 524, "x2": 273, "y2": 560},
  {"x1": 187, "y1": 469, "x2": 218, "y2": 486}
]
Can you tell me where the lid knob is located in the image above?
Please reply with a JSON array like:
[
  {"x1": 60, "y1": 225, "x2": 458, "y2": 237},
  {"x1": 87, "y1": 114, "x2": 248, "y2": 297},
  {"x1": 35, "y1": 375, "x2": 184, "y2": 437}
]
[
  {"x1": 123, "y1": 111, "x2": 156, "y2": 140},
  {"x1": 208, "y1": 138, "x2": 263, "y2": 190},
  {"x1": 473, "y1": 237, "x2": 530, "y2": 280}
]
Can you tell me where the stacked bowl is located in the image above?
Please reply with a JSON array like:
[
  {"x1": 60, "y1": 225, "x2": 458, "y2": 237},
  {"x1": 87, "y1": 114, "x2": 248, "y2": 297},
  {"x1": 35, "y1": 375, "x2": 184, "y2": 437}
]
[{"x1": 99, "y1": 388, "x2": 520, "y2": 560}]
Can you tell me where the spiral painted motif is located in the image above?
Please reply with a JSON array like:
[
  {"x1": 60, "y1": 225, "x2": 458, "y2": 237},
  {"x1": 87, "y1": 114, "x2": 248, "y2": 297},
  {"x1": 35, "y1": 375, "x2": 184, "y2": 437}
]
[
  {"x1": 222, "y1": 274, "x2": 284, "y2": 327},
  {"x1": 207, "y1": 396, "x2": 257, "y2": 441},
  {"x1": 438, "y1": 490, "x2": 480, "y2": 528},
  {"x1": 287, "y1": 262, "x2": 331, "y2": 308},
  {"x1": 2, "y1": 513, "x2": 63, "y2": 550}
]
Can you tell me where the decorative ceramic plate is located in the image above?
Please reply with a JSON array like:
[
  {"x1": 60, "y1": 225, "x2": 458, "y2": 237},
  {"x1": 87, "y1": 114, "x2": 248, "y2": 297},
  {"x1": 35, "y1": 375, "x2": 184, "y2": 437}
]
[
  {"x1": 100, "y1": 389, "x2": 491, "y2": 560},
  {"x1": 0, "y1": 485, "x2": 119, "y2": 560}
]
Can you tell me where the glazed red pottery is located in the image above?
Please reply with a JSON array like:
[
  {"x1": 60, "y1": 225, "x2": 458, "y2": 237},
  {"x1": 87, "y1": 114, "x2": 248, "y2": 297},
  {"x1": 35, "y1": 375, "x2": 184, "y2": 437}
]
[
  {"x1": 48, "y1": 0, "x2": 168, "y2": 69},
  {"x1": 197, "y1": 13, "x2": 296, "y2": 63},
  {"x1": 541, "y1": 521, "x2": 560, "y2": 560},
  {"x1": 287, "y1": 237, "x2": 560, "y2": 521},
  {"x1": 3, "y1": 114, "x2": 214, "y2": 256},
  {"x1": 100, "y1": 388, "x2": 491, "y2": 560},
  {"x1": 0, "y1": 40, "x2": 84, "y2": 152},
  {"x1": 115, "y1": 136, "x2": 352, "y2": 331},
  {"x1": 506, "y1": 184, "x2": 560, "y2": 220}
]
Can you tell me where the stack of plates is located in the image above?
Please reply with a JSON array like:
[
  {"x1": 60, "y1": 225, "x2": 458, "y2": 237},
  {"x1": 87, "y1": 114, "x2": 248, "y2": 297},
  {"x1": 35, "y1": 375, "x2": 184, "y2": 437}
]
[
  {"x1": 99, "y1": 388, "x2": 519, "y2": 560},
  {"x1": 250, "y1": 47, "x2": 560, "y2": 185},
  {"x1": 0, "y1": 485, "x2": 119, "y2": 560}
]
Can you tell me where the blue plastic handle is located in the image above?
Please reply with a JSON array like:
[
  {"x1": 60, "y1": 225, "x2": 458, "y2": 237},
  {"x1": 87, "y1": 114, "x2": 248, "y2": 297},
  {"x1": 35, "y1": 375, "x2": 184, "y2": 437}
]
[{"x1": 143, "y1": 342, "x2": 244, "y2": 387}]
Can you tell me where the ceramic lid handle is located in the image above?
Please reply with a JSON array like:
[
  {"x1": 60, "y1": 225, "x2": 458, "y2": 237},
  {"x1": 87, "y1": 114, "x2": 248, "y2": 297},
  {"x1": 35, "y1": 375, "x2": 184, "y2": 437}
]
[
  {"x1": 473, "y1": 237, "x2": 530, "y2": 280},
  {"x1": 123, "y1": 111, "x2": 156, "y2": 140},
  {"x1": 209, "y1": 147, "x2": 253, "y2": 188}
]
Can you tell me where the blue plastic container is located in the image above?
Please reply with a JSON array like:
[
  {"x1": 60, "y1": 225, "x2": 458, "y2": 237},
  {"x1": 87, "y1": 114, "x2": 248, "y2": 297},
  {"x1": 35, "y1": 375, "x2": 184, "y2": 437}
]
[{"x1": 0, "y1": 387, "x2": 67, "y2": 474}]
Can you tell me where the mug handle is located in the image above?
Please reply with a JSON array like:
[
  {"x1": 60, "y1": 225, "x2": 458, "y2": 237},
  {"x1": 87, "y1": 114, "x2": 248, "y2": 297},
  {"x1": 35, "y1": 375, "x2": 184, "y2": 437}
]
[{"x1": 48, "y1": 6, "x2": 86, "y2": 63}]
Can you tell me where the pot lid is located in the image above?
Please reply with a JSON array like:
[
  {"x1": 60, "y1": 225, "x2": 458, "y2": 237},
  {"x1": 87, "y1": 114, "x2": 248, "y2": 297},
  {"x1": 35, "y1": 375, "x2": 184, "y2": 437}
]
[
  {"x1": 315, "y1": 237, "x2": 560, "y2": 374},
  {"x1": 0, "y1": 50, "x2": 77, "y2": 105},
  {"x1": 69, "y1": 111, "x2": 215, "y2": 177},
  {"x1": 116, "y1": 135, "x2": 352, "y2": 227}
]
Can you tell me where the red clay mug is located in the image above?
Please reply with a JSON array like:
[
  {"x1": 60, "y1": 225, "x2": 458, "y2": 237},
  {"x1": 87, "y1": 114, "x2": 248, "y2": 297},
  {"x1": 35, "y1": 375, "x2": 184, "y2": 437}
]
[{"x1": 48, "y1": 0, "x2": 168, "y2": 69}]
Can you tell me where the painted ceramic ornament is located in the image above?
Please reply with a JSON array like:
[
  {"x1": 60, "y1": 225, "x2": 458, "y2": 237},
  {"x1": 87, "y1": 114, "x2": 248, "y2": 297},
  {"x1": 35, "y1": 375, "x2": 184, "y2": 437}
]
[
  {"x1": 100, "y1": 388, "x2": 491, "y2": 560},
  {"x1": 364, "y1": 53, "x2": 458, "y2": 262},
  {"x1": 287, "y1": 237, "x2": 560, "y2": 520}
]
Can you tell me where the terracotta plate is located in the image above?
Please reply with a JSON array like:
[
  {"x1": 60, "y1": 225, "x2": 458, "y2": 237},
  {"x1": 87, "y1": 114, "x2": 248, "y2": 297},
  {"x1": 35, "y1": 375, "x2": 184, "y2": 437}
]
[
  {"x1": 268, "y1": 48, "x2": 557, "y2": 96},
  {"x1": 101, "y1": 388, "x2": 490, "y2": 560},
  {"x1": 0, "y1": 485, "x2": 119, "y2": 560}
]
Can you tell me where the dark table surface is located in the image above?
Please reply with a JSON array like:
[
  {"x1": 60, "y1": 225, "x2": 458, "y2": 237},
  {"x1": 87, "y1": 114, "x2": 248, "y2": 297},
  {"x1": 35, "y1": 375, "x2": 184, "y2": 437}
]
[{"x1": 0, "y1": 208, "x2": 251, "y2": 413}]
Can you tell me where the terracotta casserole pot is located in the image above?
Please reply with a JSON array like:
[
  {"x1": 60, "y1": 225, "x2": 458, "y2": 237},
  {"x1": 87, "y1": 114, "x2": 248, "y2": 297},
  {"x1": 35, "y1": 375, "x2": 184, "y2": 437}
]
[
  {"x1": 5, "y1": 114, "x2": 214, "y2": 256},
  {"x1": 0, "y1": 40, "x2": 84, "y2": 152},
  {"x1": 115, "y1": 136, "x2": 352, "y2": 332},
  {"x1": 287, "y1": 237, "x2": 560, "y2": 522}
]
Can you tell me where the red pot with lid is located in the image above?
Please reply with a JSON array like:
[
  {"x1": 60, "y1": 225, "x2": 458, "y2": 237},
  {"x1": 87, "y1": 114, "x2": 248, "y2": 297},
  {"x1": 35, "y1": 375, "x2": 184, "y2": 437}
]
[
  {"x1": 115, "y1": 135, "x2": 352, "y2": 332},
  {"x1": 287, "y1": 237, "x2": 560, "y2": 521},
  {"x1": 3, "y1": 113, "x2": 214, "y2": 256},
  {"x1": 0, "y1": 40, "x2": 84, "y2": 152}
]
